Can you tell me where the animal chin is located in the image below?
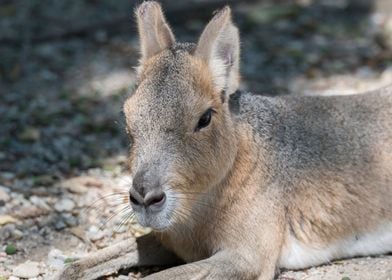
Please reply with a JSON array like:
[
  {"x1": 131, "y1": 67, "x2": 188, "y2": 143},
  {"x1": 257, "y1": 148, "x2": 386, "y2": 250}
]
[{"x1": 135, "y1": 208, "x2": 174, "y2": 231}]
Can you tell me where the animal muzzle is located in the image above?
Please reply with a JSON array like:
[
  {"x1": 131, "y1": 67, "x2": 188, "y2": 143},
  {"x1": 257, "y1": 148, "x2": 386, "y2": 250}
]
[{"x1": 129, "y1": 169, "x2": 167, "y2": 212}]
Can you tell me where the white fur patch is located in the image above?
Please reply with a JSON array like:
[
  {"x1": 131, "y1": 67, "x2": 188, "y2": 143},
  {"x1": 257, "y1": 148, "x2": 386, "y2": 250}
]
[{"x1": 279, "y1": 223, "x2": 392, "y2": 269}]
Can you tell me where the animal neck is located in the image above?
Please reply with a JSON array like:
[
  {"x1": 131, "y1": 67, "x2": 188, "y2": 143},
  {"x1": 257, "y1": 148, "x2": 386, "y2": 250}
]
[
  {"x1": 208, "y1": 124, "x2": 268, "y2": 209},
  {"x1": 157, "y1": 125, "x2": 268, "y2": 260}
]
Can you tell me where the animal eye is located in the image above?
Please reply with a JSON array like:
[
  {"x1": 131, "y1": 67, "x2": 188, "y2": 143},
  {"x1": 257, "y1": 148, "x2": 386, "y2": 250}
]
[{"x1": 195, "y1": 109, "x2": 213, "y2": 132}]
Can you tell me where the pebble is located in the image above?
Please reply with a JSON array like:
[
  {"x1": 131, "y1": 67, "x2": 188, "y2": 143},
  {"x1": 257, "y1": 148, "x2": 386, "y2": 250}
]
[
  {"x1": 12, "y1": 261, "x2": 40, "y2": 278},
  {"x1": 54, "y1": 198, "x2": 75, "y2": 212},
  {"x1": 62, "y1": 213, "x2": 78, "y2": 227},
  {"x1": 8, "y1": 276, "x2": 19, "y2": 280},
  {"x1": 0, "y1": 251, "x2": 7, "y2": 263},
  {"x1": 0, "y1": 224, "x2": 16, "y2": 239},
  {"x1": 47, "y1": 249, "x2": 66, "y2": 269},
  {"x1": 18, "y1": 127, "x2": 40, "y2": 142},
  {"x1": 0, "y1": 172, "x2": 15, "y2": 180},
  {"x1": 12, "y1": 229, "x2": 24, "y2": 240},
  {"x1": 0, "y1": 215, "x2": 18, "y2": 226},
  {"x1": 0, "y1": 187, "x2": 10, "y2": 202},
  {"x1": 30, "y1": 196, "x2": 51, "y2": 211},
  {"x1": 54, "y1": 220, "x2": 66, "y2": 231},
  {"x1": 60, "y1": 176, "x2": 102, "y2": 194},
  {"x1": 14, "y1": 206, "x2": 49, "y2": 219},
  {"x1": 87, "y1": 225, "x2": 105, "y2": 241}
]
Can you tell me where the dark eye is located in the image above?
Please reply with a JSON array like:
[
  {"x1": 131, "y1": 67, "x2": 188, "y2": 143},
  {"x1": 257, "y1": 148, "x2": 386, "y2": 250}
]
[{"x1": 195, "y1": 109, "x2": 213, "y2": 132}]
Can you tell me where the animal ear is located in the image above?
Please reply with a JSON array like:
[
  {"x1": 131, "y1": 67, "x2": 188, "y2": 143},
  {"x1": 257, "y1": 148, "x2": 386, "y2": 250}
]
[
  {"x1": 195, "y1": 6, "x2": 240, "y2": 98},
  {"x1": 135, "y1": 1, "x2": 175, "y2": 65}
]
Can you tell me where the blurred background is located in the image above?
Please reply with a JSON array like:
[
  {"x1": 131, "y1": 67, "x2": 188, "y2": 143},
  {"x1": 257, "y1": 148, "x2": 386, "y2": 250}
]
[{"x1": 0, "y1": 0, "x2": 391, "y2": 279}]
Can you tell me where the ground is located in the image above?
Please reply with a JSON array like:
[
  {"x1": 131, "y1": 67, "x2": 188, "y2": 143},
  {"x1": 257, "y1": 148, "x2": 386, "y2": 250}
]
[{"x1": 0, "y1": 1, "x2": 391, "y2": 279}]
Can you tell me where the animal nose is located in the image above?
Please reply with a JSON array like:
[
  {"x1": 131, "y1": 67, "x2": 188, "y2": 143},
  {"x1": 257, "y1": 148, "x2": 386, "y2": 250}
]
[
  {"x1": 129, "y1": 189, "x2": 166, "y2": 208},
  {"x1": 129, "y1": 170, "x2": 166, "y2": 208}
]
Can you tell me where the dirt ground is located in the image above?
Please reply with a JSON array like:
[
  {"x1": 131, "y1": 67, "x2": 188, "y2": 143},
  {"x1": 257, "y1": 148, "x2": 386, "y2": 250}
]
[
  {"x1": 0, "y1": 1, "x2": 391, "y2": 279},
  {"x1": 278, "y1": 256, "x2": 392, "y2": 280}
]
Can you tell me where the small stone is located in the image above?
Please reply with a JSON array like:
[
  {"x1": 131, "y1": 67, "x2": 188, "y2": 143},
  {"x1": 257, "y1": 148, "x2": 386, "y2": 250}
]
[
  {"x1": 30, "y1": 196, "x2": 51, "y2": 211},
  {"x1": 0, "y1": 187, "x2": 10, "y2": 202},
  {"x1": 12, "y1": 261, "x2": 40, "y2": 278},
  {"x1": 54, "y1": 220, "x2": 66, "y2": 231},
  {"x1": 0, "y1": 215, "x2": 18, "y2": 226},
  {"x1": 14, "y1": 206, "x2": 49, "y2": 219},
  {"x1": 0, "y1": 224, "x2": 15, "y2": 239},
  {"x1": 47, "y1": 249, "x2": 66, "y2": 269},
  {"x1": 54, "y1": 198, "x2": 75, "y2": 212},
  {"x1": 60, "y1": 176, "x2": 103, "y2": 194},
  {"x1": 12, "y1": 229, "x2": 24, "y2": 240},
  {"x1": 356, "y1": 66, "x2": 376, "y2": 79},
  {"x1": 0, "y1": 172, "x2": 15, "y2": 180},
  {"x1": 87, "y1": 225, "x2": 105, "y2": 241},
  {"x1": 8, "y1": 276, "x2": 19, "y2": 280},
  {"x1": 18, "y1": 127, "x2": 40, "y2": 142},
  {"x1": 62, "y1": 213, "x2": 78, "y2": 227}
]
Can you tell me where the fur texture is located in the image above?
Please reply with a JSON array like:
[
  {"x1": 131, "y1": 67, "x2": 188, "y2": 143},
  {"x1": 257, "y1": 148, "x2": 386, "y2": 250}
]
[{"x1": 55, "y1": 2, "x2": 392, "y2": 280}]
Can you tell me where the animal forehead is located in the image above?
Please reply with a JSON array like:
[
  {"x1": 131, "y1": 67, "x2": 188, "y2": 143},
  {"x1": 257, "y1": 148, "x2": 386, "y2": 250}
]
[
  {"x1": 125, "y1": 74, "x2": 192, "y2": 133},
  {"x1": 124, "y1": 44, "x2": 216, "y2": 129},
  {"x1": 133, "y1": 65, "x2": 193, "y2": 116},
  {"x1": 133, "y1": 84, "x2": 187, "y2": 124},
  {"x1": 144, "y1": 43, "x2": 195, "y2": 76},
  {"x1": 131, "y1": 49, "x2": 200, "y2": 100},
  {"x1": 137, "y1": 47, "x2": 196, "y2": 96}
]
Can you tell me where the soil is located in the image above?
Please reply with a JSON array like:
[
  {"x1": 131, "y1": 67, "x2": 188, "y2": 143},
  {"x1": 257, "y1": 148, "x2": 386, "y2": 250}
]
[{"x1": 1, "y1": 1, "x2": 391, "y2": 279}]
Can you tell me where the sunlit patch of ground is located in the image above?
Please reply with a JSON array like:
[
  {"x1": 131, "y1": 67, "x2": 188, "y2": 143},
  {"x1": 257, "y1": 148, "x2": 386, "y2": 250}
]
[{"x1": 1, "y1": 0, "x2": 391, "y2": 279}]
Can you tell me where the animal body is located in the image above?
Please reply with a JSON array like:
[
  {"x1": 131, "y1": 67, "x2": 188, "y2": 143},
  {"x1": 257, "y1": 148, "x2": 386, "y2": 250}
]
[{"x1": 56, "y1": 2, "x2": 392, "y2": 279}]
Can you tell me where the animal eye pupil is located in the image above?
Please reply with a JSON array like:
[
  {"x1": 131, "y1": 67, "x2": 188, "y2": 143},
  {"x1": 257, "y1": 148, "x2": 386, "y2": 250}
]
[{"x1": 196, "y1": 109, "x2": 212, "y2": 131}]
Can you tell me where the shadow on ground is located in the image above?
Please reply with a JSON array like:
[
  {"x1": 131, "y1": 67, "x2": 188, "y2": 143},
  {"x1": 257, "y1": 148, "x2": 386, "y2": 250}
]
[{"x1": 0, "y1": 0, "x2": 391, "y2": 279}]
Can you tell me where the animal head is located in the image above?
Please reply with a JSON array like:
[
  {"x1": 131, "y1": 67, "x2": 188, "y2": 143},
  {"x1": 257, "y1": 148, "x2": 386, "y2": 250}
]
[{"x1": 123, "y1": 1, "x2": 240, "y2": 230}]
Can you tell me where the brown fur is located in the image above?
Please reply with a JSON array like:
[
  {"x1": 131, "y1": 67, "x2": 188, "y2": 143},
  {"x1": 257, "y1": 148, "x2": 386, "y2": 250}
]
[{"x1": 55, "y1": 2, "x2": 392, "y2": 280}]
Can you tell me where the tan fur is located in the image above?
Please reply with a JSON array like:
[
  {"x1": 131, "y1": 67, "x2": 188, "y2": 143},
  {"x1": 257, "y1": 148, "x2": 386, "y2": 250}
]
[
  {"x1": 135, "y1": 1, "x2": 175, "y2": 70},
  {"x1": 195, "y1": 6, "x2": 240, "y2": 95},
  {"x1": 55, "y1": 2, "x2": 392, "y2": 280}
]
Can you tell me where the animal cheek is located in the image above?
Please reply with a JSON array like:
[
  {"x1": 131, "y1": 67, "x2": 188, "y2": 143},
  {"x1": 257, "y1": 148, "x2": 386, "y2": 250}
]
[{"x1": 177, "y1": 193, "x2": 195, "y2": 210}]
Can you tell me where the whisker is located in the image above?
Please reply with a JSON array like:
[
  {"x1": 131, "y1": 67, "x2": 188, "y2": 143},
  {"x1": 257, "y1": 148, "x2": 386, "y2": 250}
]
[
  {"x1": 114, "y1": 211, "x2": 135, "y2": 233},
  {"x1": 80, "y1": 192, "x2": 129, "y2": 215},
  {"x1": 99, "y1": 204, "x2": 132, "y2": 231}
]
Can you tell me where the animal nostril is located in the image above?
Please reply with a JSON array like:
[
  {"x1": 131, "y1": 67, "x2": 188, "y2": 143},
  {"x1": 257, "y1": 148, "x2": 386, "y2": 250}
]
[
  {"x1": 145, "y1": 192, "x2": 166, "y2": 207},
  {"x1": 151, "y1": 193, "x2": 165, "y2": 204},
  {"x1": 129, "y1": 193, "x2": 141, "y2": 205}
]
